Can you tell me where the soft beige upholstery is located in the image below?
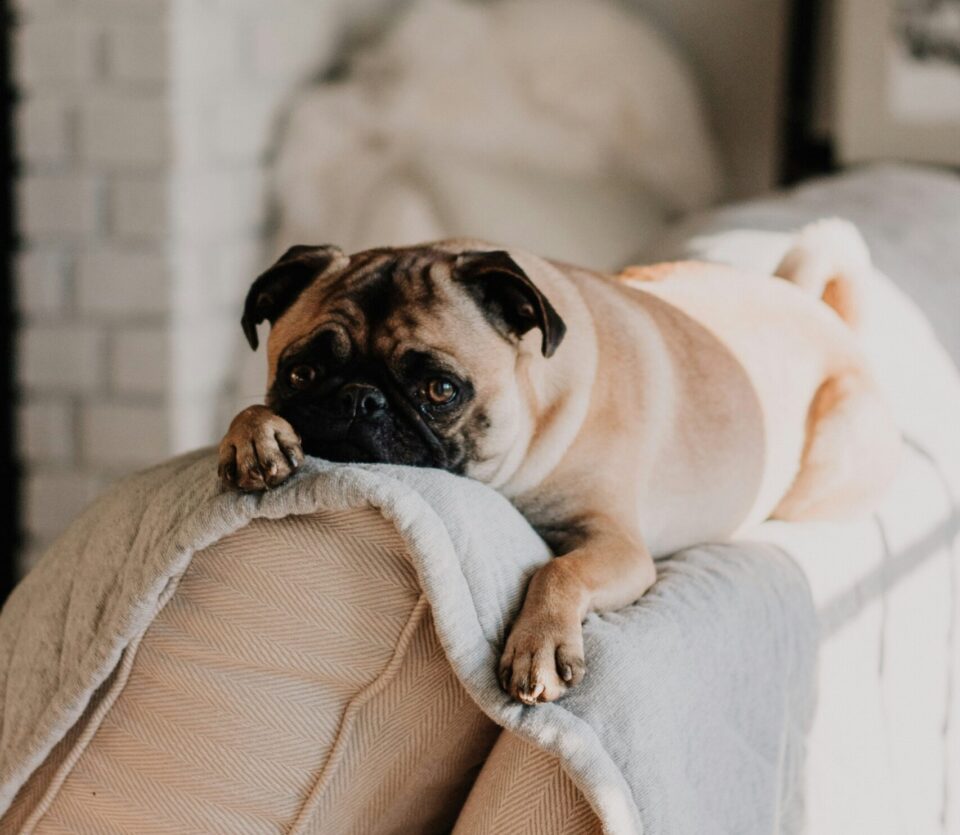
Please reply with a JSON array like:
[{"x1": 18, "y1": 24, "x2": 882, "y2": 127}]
[
  {"x1": 454, "y1": 734, "x2": 602, "y2": 835},
  {"x1": 7, "y1": 509, "x2": 504, "y2": 834}
]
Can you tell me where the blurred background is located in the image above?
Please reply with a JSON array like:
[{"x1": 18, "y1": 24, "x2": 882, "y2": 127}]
[{"x1": 1, "y1": 0, "x2": 958, "y2": 591}]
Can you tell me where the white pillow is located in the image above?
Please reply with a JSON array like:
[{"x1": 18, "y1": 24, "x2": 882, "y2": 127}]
[{"x1": 273, "y1": 0, "x2": 722, "y2": 270}]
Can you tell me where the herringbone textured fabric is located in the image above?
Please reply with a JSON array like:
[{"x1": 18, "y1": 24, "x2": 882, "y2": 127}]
[
  {"x1": 14, "y1": 509, "x2": 499, "y2": 834},
  {"x1": 4, "y1": 714, "x2": 87, "y2": 832},
  {"x1": 454, "y1": 733, "x2": 602, "y2": 834}
]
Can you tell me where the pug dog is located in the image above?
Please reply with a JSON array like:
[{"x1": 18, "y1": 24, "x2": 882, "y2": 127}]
[{"x1": 219, "y1": 220, "x2": 900, "y2": 705}]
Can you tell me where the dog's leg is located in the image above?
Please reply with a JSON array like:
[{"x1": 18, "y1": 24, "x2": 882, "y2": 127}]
[
  {"x1": 773, "y1": 372, "x2": 900, "y2": 521},
  {"x1": 218, "y1": 405, "x2": 303, "y2": 491},
  {"x1": 500, "y1": 519, "x2": 655, "y2": 704}
]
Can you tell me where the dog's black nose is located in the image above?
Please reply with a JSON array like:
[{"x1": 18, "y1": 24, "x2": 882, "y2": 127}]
[{"x1": 336, "y1": 383, "x2": 387, "y2": 418}]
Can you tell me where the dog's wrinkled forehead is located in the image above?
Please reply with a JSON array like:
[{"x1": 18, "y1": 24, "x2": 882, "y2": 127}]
[
  {"x1": 268, "y1": 248, "x2": 473, "y2": 360},
  {"x1": 241, "y1": 242, "x2": 566, "y2": 373},
  {"x1": 312, "y1": 247, "x2": 458, "y2": 330}
]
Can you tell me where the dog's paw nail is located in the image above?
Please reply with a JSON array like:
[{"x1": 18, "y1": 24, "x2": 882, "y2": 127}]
[
  {"x1": 218, "y1": 460, "x2": 236, "y2": 484},
  {"x1": 517, "y1": 680, "x2": 544, "y2": 705},
  {"x1": 555, "y1": 646, "x2": 585, "y2": 687}
]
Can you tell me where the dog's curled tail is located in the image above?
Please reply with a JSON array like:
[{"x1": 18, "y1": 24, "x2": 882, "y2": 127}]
[{"x1": 774, "y1": 218, "x2": 872, "y2": 328}]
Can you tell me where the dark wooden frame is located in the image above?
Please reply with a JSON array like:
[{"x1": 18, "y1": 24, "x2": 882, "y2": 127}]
[{"x1": 781, "y1": 0, "x2": 837, "y2": 185}]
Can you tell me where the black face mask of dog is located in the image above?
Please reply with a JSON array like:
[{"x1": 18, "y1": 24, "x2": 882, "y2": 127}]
[{"x1": 240, "y1": 244, "x2": 565, "y2": 473}]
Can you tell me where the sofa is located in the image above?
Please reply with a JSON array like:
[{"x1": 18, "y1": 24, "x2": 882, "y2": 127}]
[{"x1": 2, "y1": 166, "x2": 960, "y2": 834}]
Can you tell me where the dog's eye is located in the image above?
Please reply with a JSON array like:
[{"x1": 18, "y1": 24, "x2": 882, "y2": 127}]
[
  {"x1": 288, "y1": 365, "x2": 317, "y2": 389},
  {"x1": 424, "y1": 378, "x2": 458, "y2": 405}
]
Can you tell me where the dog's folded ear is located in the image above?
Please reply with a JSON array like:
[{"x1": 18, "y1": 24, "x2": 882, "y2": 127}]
[
  {"x1": 241, "y1": 244, "x2": 344, "y2": 350},
  {"x1": 454, "y1": 250, "x2": 566, "y2": 357}
]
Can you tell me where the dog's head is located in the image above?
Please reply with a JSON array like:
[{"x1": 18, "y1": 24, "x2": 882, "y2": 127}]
[{"x1": 241, "y1": 243, "x2": 566, "y2": 474}]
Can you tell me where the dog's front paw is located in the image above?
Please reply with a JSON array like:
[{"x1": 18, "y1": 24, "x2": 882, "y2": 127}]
[
  {"x1": 499, "y1": 610, "x2": 585, "y2": 705},
  {"x1": 218, "y1": 405, "x2": 302, "y2": 492}
]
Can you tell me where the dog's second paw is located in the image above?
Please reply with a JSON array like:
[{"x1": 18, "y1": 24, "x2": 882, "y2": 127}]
[
  {"x1": 218, "y1": 405, "x2": 302, "y2": 492},
  {"x1": 499, "y1": 611, "x2": 585, "y2": 705}
]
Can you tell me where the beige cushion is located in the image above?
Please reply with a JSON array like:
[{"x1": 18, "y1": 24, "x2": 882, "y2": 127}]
[
  {"x1": 7, "y1": 509, "x2": 500, "y2": 834},
  {"x1": 454, "y1": 734, "x2": 602, "y2": 834}
]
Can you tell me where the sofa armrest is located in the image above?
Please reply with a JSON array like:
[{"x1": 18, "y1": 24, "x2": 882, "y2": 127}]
[{"x1": 5, "y1": 507, "x2": 499, "y2": 834}]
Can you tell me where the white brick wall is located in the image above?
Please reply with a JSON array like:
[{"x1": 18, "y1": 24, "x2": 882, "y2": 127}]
[
  {"x1": 19, "y1": 174, "x2": 101, "y2": 239},
  {"x1": 105, "y1": 21, "x2": 170, "y2": 85},
  {"x1": 14, "y1": 0, "x2": 173, "y2": 565},
  {"x1": 13, "y1": 0, "x2": 393, "y2": 571},
  {"x1": 15, "y1": 250, "x2": 68, "y2": 315},
  {"x1": 19, "y1": 323, "x2": 105, "y2": 391},
  {"x1": 16, "y1": 98, "x2": 72, "y2": 164},
  {"x1": 110, "y1": 327, "x2": 169, "y2": 395},
  {"x1": 79, "y1": 94, "x2": 170, "y2": 167},
  {"x1": 76, "y1": 248, "x2": 170, "y2": 316},
  {"x1": 15, "y1": 19, "x2": 99, "y2": 86},
  {"x1": 18, "y1": 398, "x2": 74, "y2": 463},
  {"x1": 81, "y1": 402, "x2": 169, "y2": 467},
  {"x1": 24, "y1": 470, "x2": 104, "y2": 540},
  {"x1": 108, "y1": 175, "x2": 169, "y2": 241}
]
